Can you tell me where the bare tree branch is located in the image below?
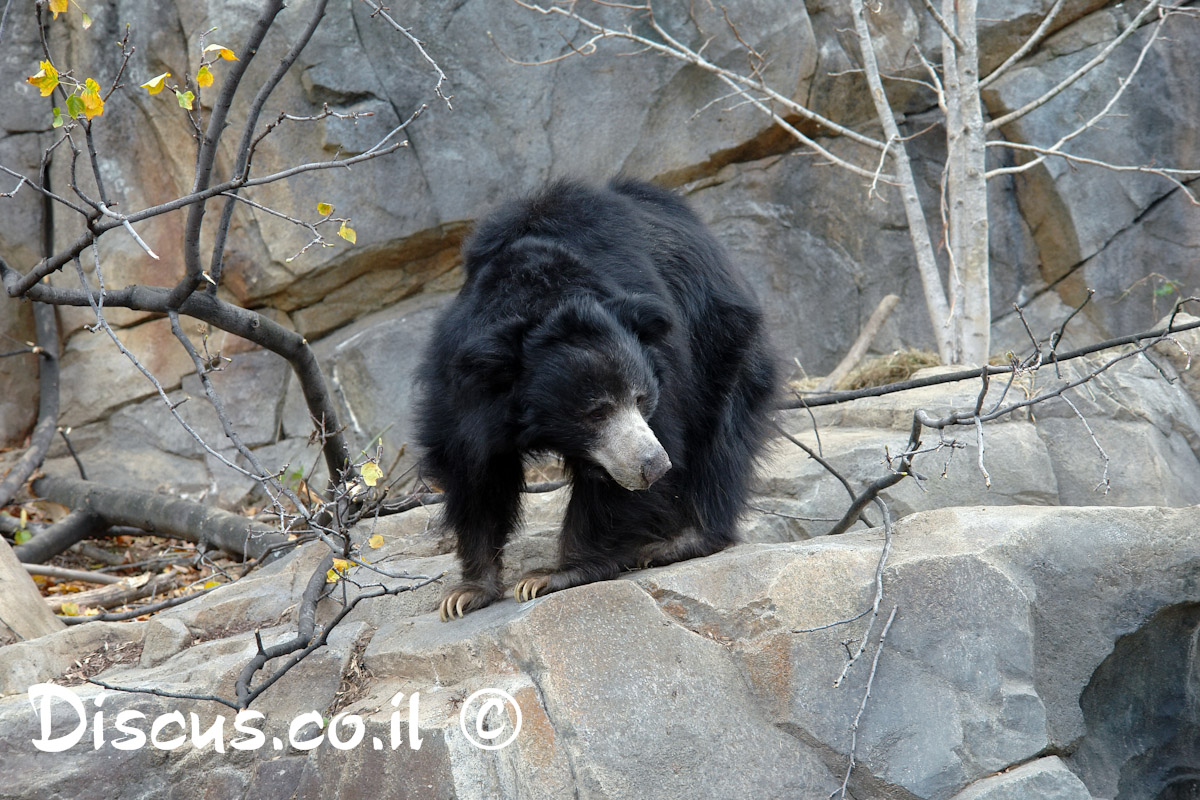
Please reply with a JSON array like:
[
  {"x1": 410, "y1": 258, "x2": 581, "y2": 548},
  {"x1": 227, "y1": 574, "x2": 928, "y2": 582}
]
[
  {"x1": 207, "y1": 0, "x2": 331, "y2": 289},
  {"x1": 919, "y1": 0, "x2": 966, "y2": 52},
  {"x1": 0, "y1": 152, "x2": 61, "y2": 510},
  {"x1": 12, "y1": 510, "x2": 107, "y2": 564},
  {"x1": 980, "y1": 0, "x2": 1067, "y2": 88},
  {"x1": 986, "y1": 0, "x2": 1162, "y2": 132},
  {"x1": 24, "y1": 563, "x2": 122, "y2": 585},
  {"x1": 831, "y1": 603, "x2": 899, "y2": 800},
  {"x1": 0, "y1": 303, "x2": 58, "y2": 509},
  {"x1": 167, "y1": 0, "x2": 288, "y2": 310},
  {"x1": 1, "y1": 256, "x2": 354, "y2": 482},
  {"x1": 783, "y1": 312, "x2": 1200, "y2": 410},
  {"x1": 61, "y1": 584, "x2": 221, "y2": 625},
  {"x1": 511, "y1": 0, "x2": 887, "y2": 151}
]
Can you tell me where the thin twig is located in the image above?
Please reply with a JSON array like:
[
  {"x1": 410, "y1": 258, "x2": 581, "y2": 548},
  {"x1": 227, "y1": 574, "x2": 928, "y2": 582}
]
[{"x1": 831, "y1": 603, "x2": 899, "y2": 800}]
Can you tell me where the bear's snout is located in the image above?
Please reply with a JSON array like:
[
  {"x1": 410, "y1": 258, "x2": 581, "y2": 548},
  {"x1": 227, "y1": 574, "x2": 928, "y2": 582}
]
[
  {"x1": 639, "y1": 448, "x2": 671, "y2": 488},
  {"x1": 591, "y1": 405, "x2": 672, "y2": 491}
]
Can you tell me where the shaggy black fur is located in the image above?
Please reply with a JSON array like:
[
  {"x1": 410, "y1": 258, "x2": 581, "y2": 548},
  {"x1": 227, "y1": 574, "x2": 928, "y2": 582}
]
[{"x1": 415, "y1": 178, "x2": 777, "y2": 619}]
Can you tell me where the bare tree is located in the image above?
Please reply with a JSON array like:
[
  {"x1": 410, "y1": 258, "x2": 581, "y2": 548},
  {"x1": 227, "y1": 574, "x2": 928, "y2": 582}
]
[
  {"x1": 509, "y1": 0, "x2": 1199, "y2": 366},
  {"x1": 0, "y1": 0, "x2": 454, "y2": 669}
]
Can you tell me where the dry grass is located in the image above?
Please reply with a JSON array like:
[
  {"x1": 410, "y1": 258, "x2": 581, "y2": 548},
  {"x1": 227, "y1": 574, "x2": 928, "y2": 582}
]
[{"x1": 833, "y1": 348, "x2": 941, "y2": 391}]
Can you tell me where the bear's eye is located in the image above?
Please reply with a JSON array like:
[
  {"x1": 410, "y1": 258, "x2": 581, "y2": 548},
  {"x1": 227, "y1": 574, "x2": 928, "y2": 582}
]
[{"x1": 586, "y1": 403, "x2": 612, "y2": 422}]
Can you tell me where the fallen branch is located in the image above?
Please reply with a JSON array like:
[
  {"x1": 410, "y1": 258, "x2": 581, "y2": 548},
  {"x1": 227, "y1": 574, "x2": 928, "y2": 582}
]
[
  {"x1": 23, "y1": 563, "x2": 123, "y2": 585},
  {"x1": 13, "y1": 510, "x2": 107, "y2": 564},
  {"x1": 60, "y1": 584, "x2": 220, "y2": 624},
  {"x1": 32, "y1": 475, "x2": 291, "y2": 561},
  {"x1": 47, "y1": 572, "x2": 187, "y2": 614},
  {"x1": 816, "y1": 294, "x2": 901, "y2": 392}
]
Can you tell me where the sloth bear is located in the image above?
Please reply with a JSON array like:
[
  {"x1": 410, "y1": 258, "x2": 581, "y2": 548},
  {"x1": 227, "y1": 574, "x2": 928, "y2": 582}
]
[{"x1": 415, "y1": 178, "x2": 777, "y2": 621}]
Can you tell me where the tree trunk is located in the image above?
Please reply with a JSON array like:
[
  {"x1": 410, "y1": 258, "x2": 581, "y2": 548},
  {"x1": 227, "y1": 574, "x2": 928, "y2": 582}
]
[
  {"x1": 943, "y1": 0, "x2": 991, "y2": 365},
  {"x1": 850, "y1": 0, "x2": 955, "y2": 364}
]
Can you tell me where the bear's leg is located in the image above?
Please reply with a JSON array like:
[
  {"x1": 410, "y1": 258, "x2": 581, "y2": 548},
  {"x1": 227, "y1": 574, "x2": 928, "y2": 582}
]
[
  {"x1": 512, "y1": 477, "x2": 651, "y2": 602},
  {"x1": 669, "y1": 337, "x2": 775, "y2": 559},
  {"x1": 635, "y1": 526, "x2": 734, "y2": 569},
  {"x1": 437, "y1": 455, "x2": 523, "y2": 621}
]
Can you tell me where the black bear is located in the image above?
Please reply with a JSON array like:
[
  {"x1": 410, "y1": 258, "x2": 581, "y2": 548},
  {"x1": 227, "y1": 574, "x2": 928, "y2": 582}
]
[{"x1": 415, "y1": 178, "x2": 777, "y2": 621}]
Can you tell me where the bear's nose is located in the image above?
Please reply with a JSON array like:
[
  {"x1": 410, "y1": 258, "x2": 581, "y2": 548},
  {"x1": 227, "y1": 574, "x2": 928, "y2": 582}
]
[{"x1": 640, "y1": 450, "x2": 671, "y2": 488}]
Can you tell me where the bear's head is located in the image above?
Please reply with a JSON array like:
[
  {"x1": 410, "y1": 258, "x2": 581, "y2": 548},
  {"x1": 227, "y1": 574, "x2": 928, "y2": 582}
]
[{"x1": 516, "y1": 295, "x2": 673, "y2": 490}]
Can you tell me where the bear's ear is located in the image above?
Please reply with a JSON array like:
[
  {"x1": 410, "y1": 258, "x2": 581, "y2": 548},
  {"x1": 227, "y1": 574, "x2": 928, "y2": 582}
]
[{"x1": 605, "y1": 294, "x2": 673, "y2": 346}]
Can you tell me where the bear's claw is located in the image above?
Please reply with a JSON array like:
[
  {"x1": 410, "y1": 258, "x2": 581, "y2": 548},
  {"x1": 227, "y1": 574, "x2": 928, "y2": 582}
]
[
  {"x1": 513, "y1": 571, "x2": 555, "y2": 603},
  {"x1": 439, "y1": 586, "x2": 493, "y2": 622}
]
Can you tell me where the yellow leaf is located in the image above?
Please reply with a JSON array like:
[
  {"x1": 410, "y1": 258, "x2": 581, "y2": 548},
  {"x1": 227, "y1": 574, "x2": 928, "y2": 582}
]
[
  {"x1": 82, "y1": 12, "x2": 93, "y2": 29},
  {"x1": 202, "y1": 580, "x2": 221, "y2": 589},
  {"x1": 26, "y1": 60, "x2": 59, "y2": 97},
  {"x1": 176, "y1": 89, "x2": 194, "y2": 110},
  {"x1": 140, "y1": 72, "x2": 170, "y2": 95},
  {"x1": 61, "y1": 601, "x2": 80, "y2": 616},
  {"x1": 337, "y1": 222, "x2": 356, "y2": 244},
  {"x1": 203, "y1": 44, "x2": 239, "y2": 61},
  {"x1": 316, "y1": 202, "x2": 333, "y2": 216},
  {"x1": 361, "y1": 461, "x2": 383, "y2": 487},
  {"x1": 196, "y1": 64, "x2": 213, "y2": 88},
  {"x1": 326, "y1": 557, "x2": 352, "y2": 583},
  {"x1": 49, "y1": 0, "x2": 68, "y2": 18},
  {"x1": 19, "y1": 508, "x2": 27, "y2": 527},
  {"x1": 368, "y1": 534, "x2": 385, "y2": 549},
  {"x1": 80, "y1": 78, "x2": 104, "y2": 120}
]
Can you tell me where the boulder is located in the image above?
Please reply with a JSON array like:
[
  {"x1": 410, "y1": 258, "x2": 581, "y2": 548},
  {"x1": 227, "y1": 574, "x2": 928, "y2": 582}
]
[{"x1": 1, "y1": 503, "x2": 1196, "y2": 798}]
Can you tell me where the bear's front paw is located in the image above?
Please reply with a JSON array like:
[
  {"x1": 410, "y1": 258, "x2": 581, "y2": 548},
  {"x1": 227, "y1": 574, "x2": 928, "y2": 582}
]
[
  {"x1": 439, "y1": 583, "x2": 501, "y2": 622},
  {"x1": 513, "y1": 569, "x2": 560, "y2": 603}
]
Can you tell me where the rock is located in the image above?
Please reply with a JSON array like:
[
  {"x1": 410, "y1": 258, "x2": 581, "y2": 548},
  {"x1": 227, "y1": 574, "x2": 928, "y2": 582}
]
[
  {"x1": 362, "y1": 579, "x2": 841, "y2": 798},
  {"x1": 0, "y1": 620, "x2": 147, "y2": 698},
  {"x1": 758, "y1": 423, "x2": 1060, "y2": 538},
  {"x1": 637, "y1": 505, "x2": 1200, "y2": 798},
  {"x1": 771, "y1": 351, "x2": 1200, "y2": 518},
  {"x1": 1068, "y1": 601, "x2": 1200, "y2": 799},
  {"x1": 1148, "y1": 312, "x2": 1200, "y2": 406},
  {"x1": 314, "y1": 290, "x2": 453, "y2": 483},
  {"x1": 139, "y1": 617, "x2": 192, "y2": 668},
  {"x1": 983, "y1": 7, "x2": 1200, "y2": 308},
  {"x1": 1, "y1": 503, "x2": 1197, "y2": 798},
  {"x1": 1029, "y1": 353, "x2": 1200, "y2": 506},
  {"x1": 0, "y1": 539, "x2": 65, "y2": 642},
  {"x1": 950, "y1": 757, "x2": 1092, "y2": 800},
  {"x1": 57, "y1": 318, "x2": 197, "y2": 429},
  {"x1": 1069, "y1": 191, "x2": 1200, "y2": 343},
  {"x1": 41, "y1": 438, "x2": 213, "y2": 503},
  {"x1": 178, "y1": 348, "x2": 292, "y2": 450}
]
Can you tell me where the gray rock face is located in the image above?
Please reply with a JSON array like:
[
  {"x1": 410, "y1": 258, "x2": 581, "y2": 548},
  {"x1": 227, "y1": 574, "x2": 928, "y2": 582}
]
[
  {"x1": 2, "y1": 0, "x2": 1197, "y2": 456},
  {"x1": 1, "y1": 2, "x2": 1199, "y2": 795},
  {"x1": 949, "y1": 757, "x2": 1093, "y2": 800},
  {"x1": 1, "y1": 503, "x2": 1196, "y2": 798}
]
